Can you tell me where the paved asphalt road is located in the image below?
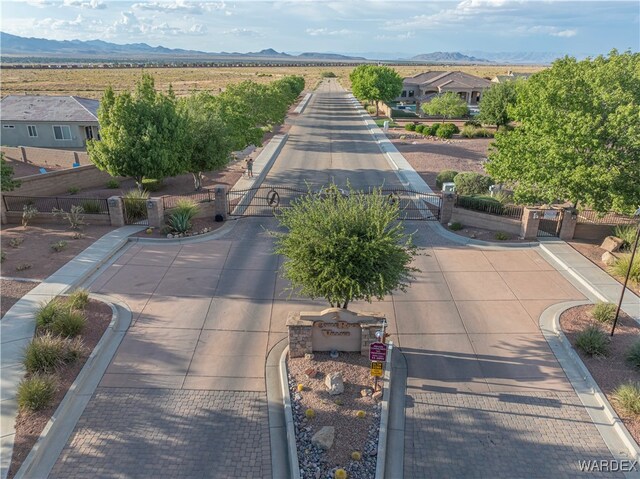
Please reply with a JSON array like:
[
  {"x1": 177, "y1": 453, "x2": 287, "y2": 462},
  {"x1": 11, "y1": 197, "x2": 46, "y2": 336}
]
[{"x1": 48, "y1": 79, "x2": 620, "y2": 479}]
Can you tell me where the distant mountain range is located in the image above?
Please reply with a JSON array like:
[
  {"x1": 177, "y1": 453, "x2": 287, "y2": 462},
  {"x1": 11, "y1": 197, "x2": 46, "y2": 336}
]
[
  {"x1": 409, "y1": 51, "x2": 492, "y2": 63},
  {"x1": 0, "y1": 32, "x2": 365, "y2": 61},
  {"x1": 1, "y1": 32, "x2": 566, "y2": 64}
]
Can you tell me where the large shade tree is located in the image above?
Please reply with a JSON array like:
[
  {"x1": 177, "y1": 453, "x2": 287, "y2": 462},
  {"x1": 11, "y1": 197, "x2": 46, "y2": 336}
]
[
  {"x1": 486, "y1": 50, "x2": 640, "y2": 213},
  {"x1": 88, "y1": 74, "x2": 186, "y2": 191},
  {"x1": 274, "y1": 184, "x2": 418, "y2": 309},
  {"x1": 477, "y1": 80, "x2": 518, "y2": 127},
  {"x1": 350, "y1": 65, "x2": 403, "y2": 116},
  {"x1": 421, "y1": 92, "x2": 468, "y2": 122}
]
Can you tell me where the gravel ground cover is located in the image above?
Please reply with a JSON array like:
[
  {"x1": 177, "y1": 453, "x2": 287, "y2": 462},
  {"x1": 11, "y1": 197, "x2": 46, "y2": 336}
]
[{"x1": 287, "y1": 352, "x2": 381, "y2": 479}]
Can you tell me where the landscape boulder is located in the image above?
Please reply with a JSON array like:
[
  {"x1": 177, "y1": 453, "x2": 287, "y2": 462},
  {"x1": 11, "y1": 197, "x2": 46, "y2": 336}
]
[
  {"x1": 602, "y1": 251, "x2": 620, "y2": 266},
  {"x1": 324, "y1": 372, "x2": 344, "y2": 396},
  {"x1": 311, "y1": 426, "x2": 335, "y2": 450},
  {"x1": 601, "y1": 236, "x2": 625, "y2": 253}
]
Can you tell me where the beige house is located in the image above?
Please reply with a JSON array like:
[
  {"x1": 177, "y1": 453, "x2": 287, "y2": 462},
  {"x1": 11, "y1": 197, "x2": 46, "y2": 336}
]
[{"x1": 396, "y1": 71, "x2": 492, "y2": 112}]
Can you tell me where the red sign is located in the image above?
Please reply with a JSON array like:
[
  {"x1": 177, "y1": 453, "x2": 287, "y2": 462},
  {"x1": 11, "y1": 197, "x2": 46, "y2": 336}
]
[{"x1": 369, "y1": 342, "x2": 388, "y2": 362}]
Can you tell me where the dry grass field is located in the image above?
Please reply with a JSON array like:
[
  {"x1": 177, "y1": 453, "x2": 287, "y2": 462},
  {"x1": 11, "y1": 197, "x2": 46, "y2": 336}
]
[{"x1": 0, "y1": 64, "x2": 545, "y2": 99}]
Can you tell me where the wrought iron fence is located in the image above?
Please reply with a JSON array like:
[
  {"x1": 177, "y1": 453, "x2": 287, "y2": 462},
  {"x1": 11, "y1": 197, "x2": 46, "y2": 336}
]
[
  {"x1": 576, "y1": 209, "x2": 639, "y2": 226},
  {"x1": 162, "y1": 189, "x2": 215, "y2": 210},
  {"x1": 380, "y1": 188, "x2": 441, "y2": 220},
  {"x1": 2, "y1": 195, "x2": 110, "y2": 215},
  {"x1": 455, "y1": 195, "x2": 524, "y2": 221}
]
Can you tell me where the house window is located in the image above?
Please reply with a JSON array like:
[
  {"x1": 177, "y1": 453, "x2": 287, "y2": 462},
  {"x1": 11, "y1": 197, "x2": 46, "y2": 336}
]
[
  {"x1": 3, "y1": 125, "x2": 15, "y2": 129},
  {"x1": 408, "y1": 90, "x2": 415, "y2": 97},
  {"x1": 53, "y1": 125, "x2": 72, "y2": 140},
  {"x1": 400, "y1": 91, "x2": 407, "y2": 98},
  {"x1": 85, "y1": 126, "x2": 94, "y2": 140},
  {"x1": 27, "y1": 125, "x2": 38, "y2": 137}
]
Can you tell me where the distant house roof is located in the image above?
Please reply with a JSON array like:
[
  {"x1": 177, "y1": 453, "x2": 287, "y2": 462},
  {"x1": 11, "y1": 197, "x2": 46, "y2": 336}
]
[
  {"x1": 492, "y1": 72, "x2": 533, "y2": 83},
  {"x1": 404, "y1": 71, "x2": 492, "y2": 90},
  {"x1": 0, "y1": 95, "x2": 99, "y2": 122}
]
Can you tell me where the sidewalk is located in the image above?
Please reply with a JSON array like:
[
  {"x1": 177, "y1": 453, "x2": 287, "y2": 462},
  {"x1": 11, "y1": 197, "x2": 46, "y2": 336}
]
[{"x1": 1, "y1": 226, "x2": 144, "y2": 479}]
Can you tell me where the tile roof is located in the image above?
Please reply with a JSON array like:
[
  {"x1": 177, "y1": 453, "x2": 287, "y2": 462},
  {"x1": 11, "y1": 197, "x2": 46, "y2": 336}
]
[
  {"x1": 404, "y1": 71, "x2": 492, "y2": 90},
  {"x1": 0, "y1": 95, "x2": 99, "y2": 122}
]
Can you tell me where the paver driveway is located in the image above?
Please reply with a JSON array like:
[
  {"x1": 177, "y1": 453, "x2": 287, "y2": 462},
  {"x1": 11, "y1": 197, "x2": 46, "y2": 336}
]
[{"x1": 49, "y1": 80, "x2": 621, "y2": 478}]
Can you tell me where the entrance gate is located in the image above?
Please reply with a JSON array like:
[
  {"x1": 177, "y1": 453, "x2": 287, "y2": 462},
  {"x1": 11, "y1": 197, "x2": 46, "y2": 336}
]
[
  {"x1": 227, "y1": 185, "x2": 441, "y2": 221},
  {"x1": 537, "y1": 209, "x2": 563, "y2": 237}
]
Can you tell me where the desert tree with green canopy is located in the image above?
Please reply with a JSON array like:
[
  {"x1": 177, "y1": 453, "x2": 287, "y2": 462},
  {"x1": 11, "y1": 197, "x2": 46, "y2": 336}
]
[
  {"x1": 1, "y1": 153, "x2": 21, "y2": 192},
  {"x1": 350, "y1": 65, "x2": 403, "y2": 116},
  {"x1": 477, "y1": 80, "x2": 518, "y2": 127},
  {"x1": 486, "y1": 50, "x2": 640, "y2": 213},
  {"x1": 274, "y1": 184, "x2": 418, "y2": 309},
  {"x1": 421, "y1": 92, "x2": 468, "y2": 122},
  {"x1": 88, "y1": 74, "x2": 186, "y2": 191}
]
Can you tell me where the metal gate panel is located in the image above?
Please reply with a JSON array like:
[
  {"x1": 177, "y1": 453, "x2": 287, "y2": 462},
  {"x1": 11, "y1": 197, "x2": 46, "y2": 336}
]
[{"x1": 537, "y1": 209, "x2": 563, "y2": 237}]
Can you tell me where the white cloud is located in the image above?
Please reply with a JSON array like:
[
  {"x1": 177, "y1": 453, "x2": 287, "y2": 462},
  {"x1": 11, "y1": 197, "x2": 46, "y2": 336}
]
[
  {"x1": 62, "y1": 0, "x2": 106, "y2": 10},
  {"x1": 223, "y1": 28, "x2": 261, "y2": 37},
  {"x1": 375, "y1": 31, "x2": 414, "y2": 41},
  {"x1": 104, "y1": 9, "x2": 207, "y2": 38},
  {"x1": 305, "y1": 28, "x2": 352, "y2": 36},
  {"x1": 25, "y1": 0, "x2": 55, "y2": 7},
  {"x1": 515, "y1": 25, "x2": 578, "y2": 38},
  {"x1": 131, "y1": 1, "x2": 230, "y2": 15},
  {"x1": 36, "y1": 14, "x2": 86, "y2": 30}
]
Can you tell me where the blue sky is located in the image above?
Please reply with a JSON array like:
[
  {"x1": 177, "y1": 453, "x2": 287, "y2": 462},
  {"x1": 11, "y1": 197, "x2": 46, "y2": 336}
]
[{"x1": 1, "y1": 1, "x2": 638, "y2": 58}]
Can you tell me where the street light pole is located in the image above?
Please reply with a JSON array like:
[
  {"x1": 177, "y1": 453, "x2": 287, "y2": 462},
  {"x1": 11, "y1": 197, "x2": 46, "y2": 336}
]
[{"x1": 611, "y1": 208, "x2": 640, "y2": 336}]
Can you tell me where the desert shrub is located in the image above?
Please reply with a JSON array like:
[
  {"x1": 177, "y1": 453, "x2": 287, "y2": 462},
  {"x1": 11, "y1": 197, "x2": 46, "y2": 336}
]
[
  {"x1": 454, "y1": 172, "x2": 494, "y2": 195},
  {"x1": 16, "y1": 263, "x2": 31, "y2": 271},
  {"x1": 404, "y1": 123, "x2": 416, "y2": 131},
  {"x1": 461, "y1": 125, "x2": 495, "y2": 138},
  {"x1": 67, "y1": 186, "x2": 80, "y2": 195},
  {"x1": 168, "y1": 211, "x2": 192, "y2": 234},
  {"x1": 436, "y1": 170, "x2": 458, "y2": 189},
  {"x1": 321, "y1": 71, "x2": 337, "y2": 78},
  {"x1": 464, "y1": 119, "x2": 481, "y2": 127},
  {"x1": 9, "y1": 236, "x2": 24, "y2": 248},
  {"x1": 609, "y1": 254, "x2": 640, "y2": 284},
  {"x1": 476, "y1": 128, "x2": 494, "y2": 138},
  {"x1": 51, "y1": 240, "x2": 68, "y2": 252},
  {"x1": 495, "y1": 232, "x2": 509, "y2": 240},
  {"x1": 366, "y1": 105, "x2": 377, "y2": 115},
  {"x1": 36, "y1": 298, "x2": 67, "y2": 328},
  {"x1": 22, "y1": 204, "x2": 38, "y2": 228},
  {"x1": 427, "y1": 124, "x2": 440, "y2": 136},
  {"x1": 106, "y1": 179, "x2": 120, "y2": 189},
  {"x1": 49, "y1": 308, "x2": 86, "y2": 337},
  {"x1": 456, "y1": 195, "x2": 505, "y2": 215},
  {"x1": 461, "y1": 125, "x2": 478, "y2": 138},
  {"x1": 592, "y1": 302, "x2": 616, "y2": 323},
  {"x1": 491, "y1": 191, "x2": 513, "y2": 205},
  {"x1": 52, "y1": 205, "x2": 86, "y2": 230},
  {"x1": 415, "y1": 124, "x2": 424, "y2": 133},
  {"x1": 614, "y1": 224, "x2": 637, "y2": 251},
  {"x1": 626, "y1": 341, "x2": 640, "y2": 371},
  {"x1": 67, "y1": 289, "x2": 90, "y2": 310},
  {"x1": 23, "y1": 333, "x2": 84, "y2": 373},
  {"x1": 1, "y1": 250, "x2": 5, "y2": 263},
  {"x1": 16, "y1": 374, "x2": 57, "y2": 412},
  {"x1": 123, "y1": 189, "x2": 149, "y2": 222},
  {"x1": 436, "y1": 123, "x2": 458, "y2": 138},
  {"x1": 174, "y1": 199, "x2": 199, "y2": 220},
  {"x1": 141, "y1": 178, "x2": 163, "y2": 192},
  {"x1": 612, "y1": 382, "x2": 640, "y2": 416},
  {"x1": 575, "y1": 325, "x2": 609, "y2": 357},
  {"x1": 80, "y1": 200, "x2": 102, "y2": 214},
  {"x1": 449, "y1": 222, "x2": 463, "y2": 231}
]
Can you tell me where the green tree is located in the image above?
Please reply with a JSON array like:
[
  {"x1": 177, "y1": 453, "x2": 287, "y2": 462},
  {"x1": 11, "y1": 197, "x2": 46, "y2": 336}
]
[
  {"x1": 350, "y1": 65, "x2": 403, "y2": 116},
  {"x1": 88, "y1": 74, "x2": 186, "y2": 191},
  {"x1": 178, "y1": 93, "x2": 233, "y2": 190},
  {"x1": 477, "y1": 81, "x2": 518, "y2": 127},
  {"x1": 421, "y1": 92, "x2": 468, "y2": 122},
  {"x1": 486, "y1": 50, "x2": 640, "y2": 213},
  {"x1": 1, "y1": 153, "x2": 21, "y2": 192},
  {"x1": 274, "y1": 184, "x2": 418, "y2": 309}
]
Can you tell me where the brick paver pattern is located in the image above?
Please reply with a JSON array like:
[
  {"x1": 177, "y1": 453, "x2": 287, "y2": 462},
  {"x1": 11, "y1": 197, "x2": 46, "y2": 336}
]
[
  {"x1": 50, "y1": 388, "x2": 271, "y2": 479},
  {"x1": 405, "y1": 391, "x2": 623, "y2": 479}
]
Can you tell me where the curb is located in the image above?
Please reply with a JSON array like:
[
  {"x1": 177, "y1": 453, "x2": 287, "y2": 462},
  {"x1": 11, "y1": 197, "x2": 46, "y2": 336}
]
[
  {"x1": 278, "y1": 346, "x2": 301, "y2": 479},
  {"x1": 14, "y1": 294, "x2": 133, "y2": 479},
  {"x1": 265, "y1": 338, "x2": 291, "y2": 479},
  {"x1": 294, "y1": 93, "x2": 312, "y2": 114},
  {"x1": 384, "y1": 345, "x2": 407, "y2": 479},
  {"x1": 540, "y1": 301, "x2": 640, "y2": 478},
  {"x1": 375, "y1": 342, "x2": 394, "y2": 479}
]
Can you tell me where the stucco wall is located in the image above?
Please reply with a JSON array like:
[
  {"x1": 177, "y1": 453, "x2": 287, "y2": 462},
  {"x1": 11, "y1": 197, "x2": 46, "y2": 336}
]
[
  {"x1": 451, "y1": 207, "x2": 522, "y2": 235},
  {"x1": 0, "y1": 121, "x2": 98, "y2": 149},
  {"x1": 2, "y1": 146, "x2": 90, "y2": 171},
  {"x1": 573, "y1": 224, "x2": 616, "y2": 242},
  {"x1": 9, "y1": 165, "x2": 117, "y2": 196}
]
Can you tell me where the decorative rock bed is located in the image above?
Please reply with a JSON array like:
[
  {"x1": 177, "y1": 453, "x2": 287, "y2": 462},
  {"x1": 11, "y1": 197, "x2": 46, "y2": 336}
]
[{"x1": 287, "y1": 352, "x2": 381, "y2": 479}]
